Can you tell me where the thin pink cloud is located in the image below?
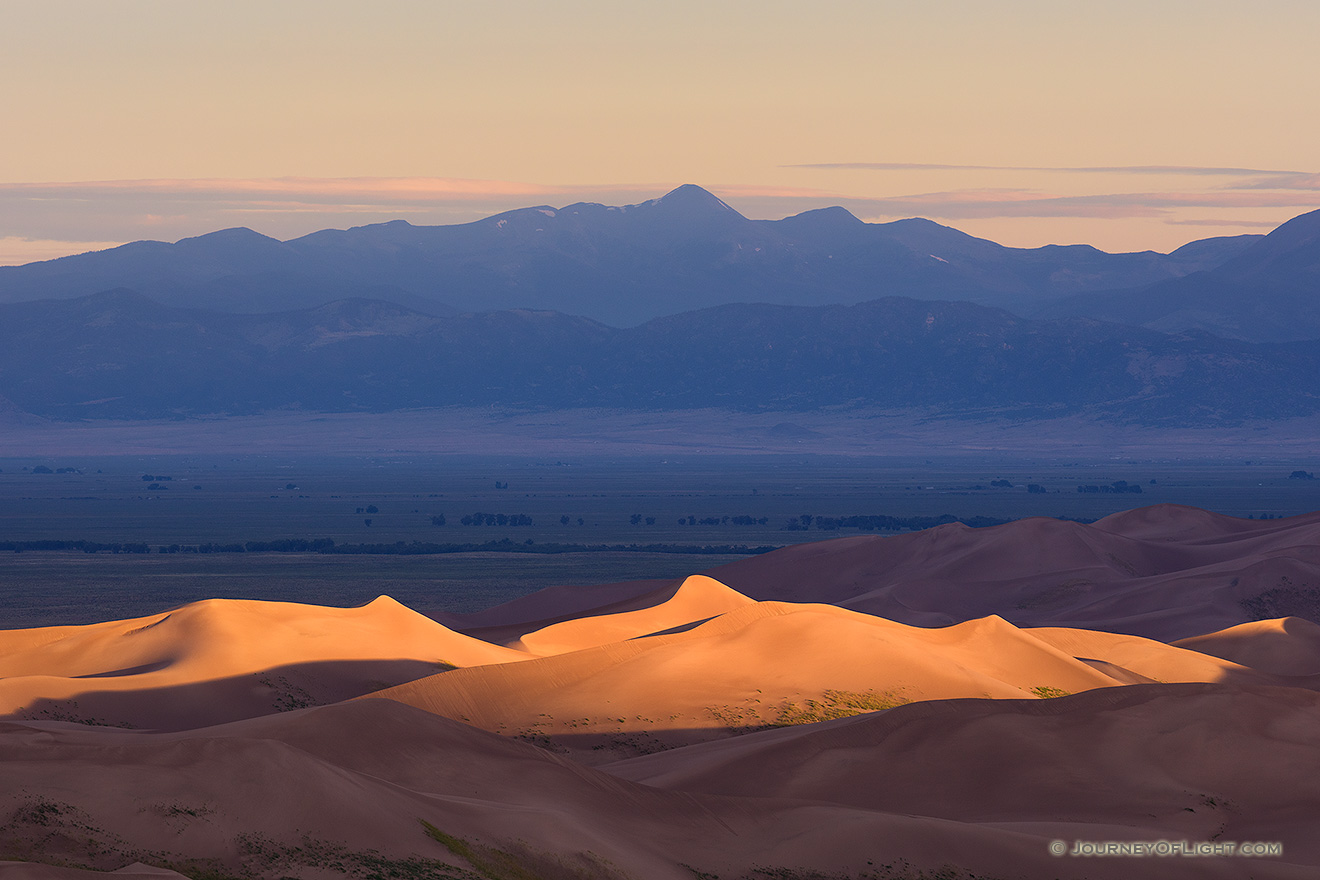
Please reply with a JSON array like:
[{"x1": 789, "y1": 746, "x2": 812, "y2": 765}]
[
  {"x1": 0, "y1": 177, "x2": 726, "y2": 216},
  {"x1": 787, "y1": 162, "x2": 1312, "y2": 177},
  {"x1": 1235, "y1": 172, "x2": 1320, "y2": 191},
  {"x1": 1164, "y1": 218, "x2": 1283, "y2": 228},
  {"x1": 0, "y1": 176, "x2": 566, "y2": 203},
  {"x1": 831, "y1": 189, "x2": 1320, "y2": 220}
]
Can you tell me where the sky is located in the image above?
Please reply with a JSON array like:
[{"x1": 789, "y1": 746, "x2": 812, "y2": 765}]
[{"x1": 3, "y1": 0, "x2": 1319, "y2": 264}]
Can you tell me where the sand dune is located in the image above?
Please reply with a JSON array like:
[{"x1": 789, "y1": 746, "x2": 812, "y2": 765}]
[
  {"x1": 0, "y1": 596, "x2": 525, "y2": 729},
  {"x1": 372, "y1": 597, "x2": 1161, "y2": 762},
  {"x1": 512, "y1": 574, "x2": 755, "y2": 654},
  {"x1": 0, "y1": 865, "x2": 190, "y2": 879},
  {"x1": 4, "y1": 503, "x2": 1319, "y2": 877},
  {"x1": 1174, "y1": 616, "x2": 1320, "y2": 676},
  {"x1": 605, "y1": 682, "x2": 1320, "y2": 867},
  {"x1": 0, "y1": 700, "x2": 699, "y2": 879},
  {"x1": 2, "y1": 696, "x2": 1309, "y2": 879},
  {"x1": 696, "y1": 504, "x2": 1320, "y2": 640},
  {"x1": 1022, "y1": 625, "x2": 1284, "y2": 686},
  {"x1": 442, "y1": 504, "x2": 1320, "y2": 643}
]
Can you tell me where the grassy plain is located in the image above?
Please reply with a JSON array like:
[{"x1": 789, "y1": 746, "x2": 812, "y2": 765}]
[{"x1": 2, "y1": 452, "x2": 1318, "y2": 627}]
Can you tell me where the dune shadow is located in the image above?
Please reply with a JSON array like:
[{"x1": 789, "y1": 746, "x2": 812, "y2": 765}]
[{"x1": 6, "y1": 657, "x2": 455, "y2": 731}]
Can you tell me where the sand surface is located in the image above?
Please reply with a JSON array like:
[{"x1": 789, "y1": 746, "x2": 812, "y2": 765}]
[
  {"x1": 690, "y1": 504, "x2": 1320, "y2": 640},
  {"x1": 1, "y1": 503, "x2": 1316, "y2": 878},
  {"x1": 0, "y1": 595, "x2": 525, "y2": 729}
]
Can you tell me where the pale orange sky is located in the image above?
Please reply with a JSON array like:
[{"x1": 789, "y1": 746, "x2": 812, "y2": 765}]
[{"x1": 2, "y1": 0, "x2": 1318, "y2": 264}]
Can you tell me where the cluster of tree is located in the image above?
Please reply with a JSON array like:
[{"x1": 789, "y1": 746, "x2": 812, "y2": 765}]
[
  {"x1": 30, "y1": 466, "x2": 81, "y2": 474},
  {"x1": 629, "y1": 514, "x2": 658, "y2": 525},
  {"x1": 313, "y1": 539, "x2": 777, "y2": 556},
  {"x1": 157, "y1": 543, "x2": 248, "y2": 554},
  {"x1": 355, "y1": 505, "x2": 379, "y2": 514},
  {"x1": 788, "y1": 513, "x2": 1012, "y2": 532},
  {"x1": 0, "y1": 540, "x2": 150, "y2": 554},
  {"x1": 141, "y1": 474, "x2": 173, "y2": 481},
  {"x1": 242, "y1": 538, "x2": 337, "y2": 552},
  {"x1": 22, "y1": 537, "x2": 783, "y2": 557},
  {"x1": 459, "y1": 512, "x2": 534, "y2": 526},
  {"x1": 675, "y1": 515, "x2": 770, "y2": 526},
  {"x1": 1289, "y1": 470, "x2": 1316, "y2": 480},
  {"x1": 1077, "y1": 481, "x2": 1143, "y2": 494}
]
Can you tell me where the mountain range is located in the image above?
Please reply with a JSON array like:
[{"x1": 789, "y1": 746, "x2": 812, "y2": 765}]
[
  {"x1": 2, "y1": 185, "x2": 1317, "y2": 425},
  {"x1": 2, "y1": 289, "x2": 1316, "y2": 423},
  {"x1": 1044, "y1": 206, "x2": 1320, "y2": 341},
  {"x1": 0, "y1": 184, "x2": 1289, "y2": 332}
]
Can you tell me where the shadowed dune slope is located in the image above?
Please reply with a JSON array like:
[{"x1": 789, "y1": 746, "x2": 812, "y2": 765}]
[
  {"x1": 695, "y1": 505, "x2": 1320, "y2": 640},
  {"x1": 1173, "y1": 617, "x2": 1320, "y2": 676},
  {"x1": 0, "y1": 699, "x2": 708, "y2": 879},
  {"x1": 2, "y1": 695, "x2": 1313, "y2": 879},
  {"x1": 605, "y1": 682, "x2": 1320, "y2": 866},
  {"x1": 0, "y1": 866, "x2": 190, "y2": 879},
  {"x1": 1089, "y1": 504, "x2": 1286, "y2": 542},
  {"x1": 0, "y1": 596, "x2": 526, "y2": 729}
]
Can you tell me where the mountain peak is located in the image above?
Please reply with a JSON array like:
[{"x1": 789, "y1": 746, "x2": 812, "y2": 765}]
[
  {"x1": 1259, "y1": 205, "x2": 1320, "y2": 248},
  {"x1": 795, "y1": 205, "x2": 862, "y2": 224},
  {"x1": 773, "y1": 205, "x2": 864, "y2": 234},
  {"x1": 177, "y1": 227, "x2": 280, "y2": 246},
  {"x1": 645, "y1": 184, "x2": 741, "y2": 217},
  {"x1": 1217, "y1": 205, "x2": 1320, "y2": 276}
]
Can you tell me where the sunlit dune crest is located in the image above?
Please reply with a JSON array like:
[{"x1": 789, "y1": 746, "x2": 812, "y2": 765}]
[
  {"x1": 513, "y1": 574, "x2": 755, "y2": 655},
  {"x1": 0, "y1": 595, "x2": 525, "y2": 729},
  {"x1": 373, "y1": 600, "x2": 1132, "y2": 763}
]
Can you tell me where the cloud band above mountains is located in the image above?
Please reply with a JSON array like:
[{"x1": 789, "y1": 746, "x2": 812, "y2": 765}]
[
  {"x1": 789, "y1": 162, "x2": 1313, "y2": 177},
  {"x1": 2, "y1": 169, "x2": 1318, "y2": 265}
]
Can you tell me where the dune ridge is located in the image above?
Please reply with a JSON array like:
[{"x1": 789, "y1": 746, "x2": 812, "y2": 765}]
[
  {"x1": 688, "y1": 504, "x2": 1320, "y2": 640},
  {"x1": 0, "y1": 595, "x2": 525, "y2": 729},
  {"x1": 512, "y1": 574, "x2": 756, "y2": 654},
  {"x1": 371, "y1": 596, "x2": 1219, "y2": 762}
]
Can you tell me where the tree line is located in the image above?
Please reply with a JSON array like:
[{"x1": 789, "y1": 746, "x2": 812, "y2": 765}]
[
  {"x1": 1, "y1": 538, "x2": 777, "y2": 556},
  {"x1": 782, "y1": 513, "x2": 1014, "y2": 532}
]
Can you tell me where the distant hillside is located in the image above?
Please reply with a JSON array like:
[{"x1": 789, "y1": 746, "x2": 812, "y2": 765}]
[
  {"x1": 0, "y1": 185, "x2": 1256, "y2": 326},
  {"x1": 1, "y1": 290, "x2": 1315, "y2": 424},
  {"x1": 1041, "y1": 207, "x2": 1320, "y2": 342}
]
